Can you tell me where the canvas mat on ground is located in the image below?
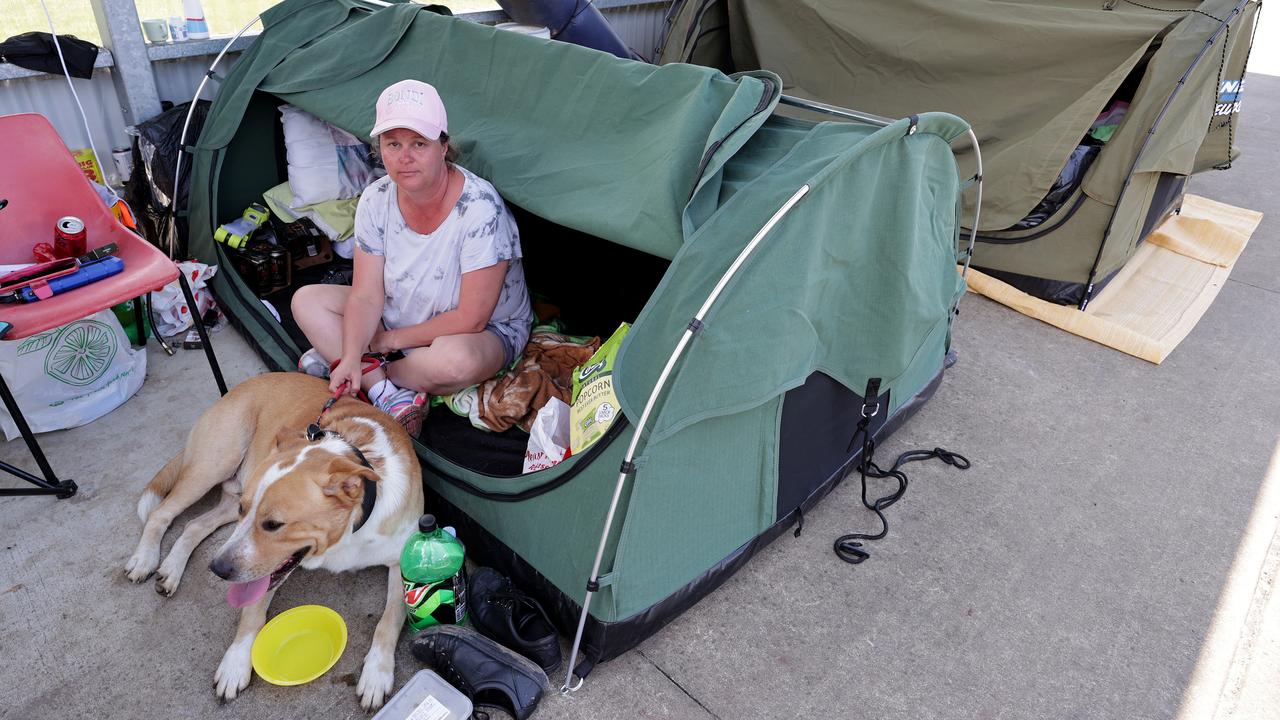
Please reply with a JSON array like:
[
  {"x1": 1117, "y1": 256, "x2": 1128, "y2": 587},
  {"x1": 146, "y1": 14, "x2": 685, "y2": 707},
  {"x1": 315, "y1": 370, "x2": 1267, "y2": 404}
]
[{"x1": 966, "y1": 194, "x2": 1264, "y2": 364}]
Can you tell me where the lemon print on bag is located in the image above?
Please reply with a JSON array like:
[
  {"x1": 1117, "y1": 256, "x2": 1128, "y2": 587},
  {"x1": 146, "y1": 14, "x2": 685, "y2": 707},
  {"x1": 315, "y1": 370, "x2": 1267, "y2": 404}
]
[{"x1": 44, "y1": 321, "x2": 118, "y2": 386}]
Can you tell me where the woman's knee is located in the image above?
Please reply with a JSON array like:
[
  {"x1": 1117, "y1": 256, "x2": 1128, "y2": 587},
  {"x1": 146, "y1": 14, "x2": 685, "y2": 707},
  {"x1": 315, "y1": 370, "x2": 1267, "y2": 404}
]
[
  {"x1": 291, "y1": 284, "x2": 319, "y2": 321},
  {"x1": 291, "y1": 283, "x2": 317, "y2": 303},
  {"x1": 292, "y1": 284, "x2": 346, "y2": 326}
]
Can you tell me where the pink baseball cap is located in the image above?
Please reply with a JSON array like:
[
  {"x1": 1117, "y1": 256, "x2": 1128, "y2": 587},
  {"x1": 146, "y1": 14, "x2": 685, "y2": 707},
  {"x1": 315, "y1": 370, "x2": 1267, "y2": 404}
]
[{"x1": 371, "y1": 79, "x2": 448, "y2": 140}]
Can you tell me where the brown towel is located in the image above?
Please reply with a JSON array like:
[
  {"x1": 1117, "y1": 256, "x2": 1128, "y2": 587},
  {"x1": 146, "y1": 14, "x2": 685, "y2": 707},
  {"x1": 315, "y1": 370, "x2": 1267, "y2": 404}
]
[{"x1": 476, "y1": 332, "x2": 601, "y2": 432}]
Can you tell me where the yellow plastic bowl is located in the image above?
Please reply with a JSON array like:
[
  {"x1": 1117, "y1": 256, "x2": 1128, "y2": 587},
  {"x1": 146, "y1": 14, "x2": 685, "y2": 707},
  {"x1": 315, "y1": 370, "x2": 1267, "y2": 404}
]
[{"x1": 251, "y1": 605, "x2": 347, "y2": 686}]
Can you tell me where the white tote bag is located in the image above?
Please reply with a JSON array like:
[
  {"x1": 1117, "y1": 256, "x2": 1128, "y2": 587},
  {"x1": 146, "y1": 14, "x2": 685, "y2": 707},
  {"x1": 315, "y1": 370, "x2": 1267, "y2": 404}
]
[{"x1": 0, "y1": 309, "x2": 147, "y2": 440}]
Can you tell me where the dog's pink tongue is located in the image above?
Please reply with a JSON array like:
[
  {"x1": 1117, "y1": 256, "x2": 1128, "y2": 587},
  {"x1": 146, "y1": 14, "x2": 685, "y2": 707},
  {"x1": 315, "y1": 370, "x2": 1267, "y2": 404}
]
[{"x1": 227, "y1": 576, "x2": 270, "y2": 609}]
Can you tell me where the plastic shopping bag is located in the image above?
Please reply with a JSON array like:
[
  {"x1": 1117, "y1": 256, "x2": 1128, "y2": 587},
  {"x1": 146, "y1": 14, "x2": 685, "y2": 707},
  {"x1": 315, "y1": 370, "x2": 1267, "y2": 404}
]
[
  {"x1": 0, "y1": 309, "x2": 147, "y2": 440},
  {"x1": 151, "y1": 261, "x2": 217, "y2": 336},
  {"x1": 523, "y1": 397, "x2": 571, "y2": 473}
]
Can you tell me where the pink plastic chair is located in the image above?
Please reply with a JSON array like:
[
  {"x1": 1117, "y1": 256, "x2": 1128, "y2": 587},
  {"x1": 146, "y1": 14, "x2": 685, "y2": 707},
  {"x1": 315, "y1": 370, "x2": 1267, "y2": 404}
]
[{"x1": 0, "y1": 113, "x2": 226, "y2": 499}]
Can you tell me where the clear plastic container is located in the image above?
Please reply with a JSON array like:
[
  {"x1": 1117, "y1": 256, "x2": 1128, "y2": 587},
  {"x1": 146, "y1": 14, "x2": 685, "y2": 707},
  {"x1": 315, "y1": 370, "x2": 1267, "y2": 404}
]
[{"x1": 372, "y1": 669, "x2": 473, "y2": 720}]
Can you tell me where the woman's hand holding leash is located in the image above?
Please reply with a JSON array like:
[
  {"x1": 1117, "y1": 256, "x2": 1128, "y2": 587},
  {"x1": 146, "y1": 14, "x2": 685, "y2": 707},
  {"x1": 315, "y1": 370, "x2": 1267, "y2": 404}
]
[
  {"x1": 327, "y1": 351, "x2": 407, "y2": 398},
  {"x1": 330, "y1": 358, "x2": 364, "y2": 397}
]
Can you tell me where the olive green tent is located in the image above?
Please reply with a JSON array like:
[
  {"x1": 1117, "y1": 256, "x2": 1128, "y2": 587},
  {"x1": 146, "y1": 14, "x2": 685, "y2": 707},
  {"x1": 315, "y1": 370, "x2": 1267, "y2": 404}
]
[
  {"x1": 658, "y1": 0, "x2": 1261, "y2": 306},
  {"x1": 185, "y1": 0, "x2": 974, "y2": 676}
]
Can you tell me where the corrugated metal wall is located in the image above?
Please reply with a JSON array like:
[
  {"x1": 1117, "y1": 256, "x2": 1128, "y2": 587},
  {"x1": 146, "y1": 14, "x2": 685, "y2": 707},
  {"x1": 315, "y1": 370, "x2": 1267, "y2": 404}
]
[
  {"x1": 0, "y1": 72, "x2": 132, "y2": 165},
  {"x1": 1, "y1": 2, "x2": 670, "y2": 160},
  {"x1": 153, "y1": 55, "x2": 243, "y2": 105},
  {"x1": 600, "y1": 1, "x2": 670, "y2": 61}
]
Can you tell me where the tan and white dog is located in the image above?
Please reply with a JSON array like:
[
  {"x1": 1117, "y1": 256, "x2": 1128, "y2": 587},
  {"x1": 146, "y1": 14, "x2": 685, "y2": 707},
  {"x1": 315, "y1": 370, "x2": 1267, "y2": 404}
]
[{"x1": 124, "y1": 372, "x2": 424, "y2": 709}]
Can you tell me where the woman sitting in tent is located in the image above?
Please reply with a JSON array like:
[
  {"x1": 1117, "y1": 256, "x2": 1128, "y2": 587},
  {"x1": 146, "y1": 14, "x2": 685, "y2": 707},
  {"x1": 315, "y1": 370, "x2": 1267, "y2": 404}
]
[{"x1": 293, "y1": 79, "x2": 534, "y2": 437}]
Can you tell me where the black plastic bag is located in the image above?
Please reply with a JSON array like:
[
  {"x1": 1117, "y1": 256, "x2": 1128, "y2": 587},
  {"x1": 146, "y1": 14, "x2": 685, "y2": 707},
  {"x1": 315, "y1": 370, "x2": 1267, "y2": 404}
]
[
  {"x1": 133, "y1": 100, "x2": 211, "y2": 212},
  {"x1": 1014, "y1": 143, "x2": 1101, "y2": 231},
  {"x1": 124, "y1": 100, "x2": 211, "y2": 255},
  {"x1": 0, "y1": 32, "x2": 98, "y2": 79}
]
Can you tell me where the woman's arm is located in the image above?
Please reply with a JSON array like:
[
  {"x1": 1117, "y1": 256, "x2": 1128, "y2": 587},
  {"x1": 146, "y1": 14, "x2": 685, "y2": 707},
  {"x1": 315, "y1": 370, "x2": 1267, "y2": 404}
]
[
  {"x1": 332, "y1": 247, "x2": 387, "y2": 394},
  {"x1": 372, "y1": 261, "x2": 507, "y2": 353}
]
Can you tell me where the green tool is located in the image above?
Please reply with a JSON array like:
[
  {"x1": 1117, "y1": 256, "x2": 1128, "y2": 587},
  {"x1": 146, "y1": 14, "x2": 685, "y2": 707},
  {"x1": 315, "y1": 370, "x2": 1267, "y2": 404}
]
[{"x1": 214, "y1": 203, "x2": 270, "y2": 250}]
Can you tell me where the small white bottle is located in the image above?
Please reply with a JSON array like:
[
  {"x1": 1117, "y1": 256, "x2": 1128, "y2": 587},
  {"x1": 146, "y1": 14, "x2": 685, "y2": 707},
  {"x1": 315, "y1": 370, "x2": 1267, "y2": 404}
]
[{"x1": 184, "y1": 0, "x2": 210, "y2": 40}]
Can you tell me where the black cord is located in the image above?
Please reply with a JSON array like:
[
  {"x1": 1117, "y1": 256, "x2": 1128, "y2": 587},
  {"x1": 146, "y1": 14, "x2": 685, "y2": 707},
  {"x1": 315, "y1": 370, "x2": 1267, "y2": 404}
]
[
  {"x1": 551, "y1": 0, "x2": 596, "y2": 38},
  {"x1": 1214, "y1": 1, "x2": 1261, "y2": 169},
  {"x1": 1119, "y1": 0, "x2": 1225, "y2": 23},
  {"x1": 833, "y1": 421, "x2": 970, "y2": 564},
  {"x1": 1118, "y1": 0, "x2": 1242, "y2": 169}
]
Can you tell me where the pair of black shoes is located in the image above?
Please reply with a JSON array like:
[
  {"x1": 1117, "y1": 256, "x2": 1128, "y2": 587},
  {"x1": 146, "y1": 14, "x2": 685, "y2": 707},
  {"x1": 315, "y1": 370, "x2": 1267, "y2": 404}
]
[
  {"x1": 469, "y1": 567, "x2": 562, "y2": 675},
  {"x1": 410, "y1": 568, "x2": 561, "y2": 720}
]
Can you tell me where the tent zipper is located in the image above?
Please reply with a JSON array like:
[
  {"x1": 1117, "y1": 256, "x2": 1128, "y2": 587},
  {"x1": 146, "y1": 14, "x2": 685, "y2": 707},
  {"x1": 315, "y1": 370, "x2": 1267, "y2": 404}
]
[{"x1": 689, "y1": 75, "x2": 777, "y2": 196}]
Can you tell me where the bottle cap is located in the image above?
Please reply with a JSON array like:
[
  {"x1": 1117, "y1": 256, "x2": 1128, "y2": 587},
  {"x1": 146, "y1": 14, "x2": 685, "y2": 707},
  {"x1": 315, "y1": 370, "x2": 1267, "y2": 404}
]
[{"x1": 418, "y1": 514, "x2": 437, "y2": 533}]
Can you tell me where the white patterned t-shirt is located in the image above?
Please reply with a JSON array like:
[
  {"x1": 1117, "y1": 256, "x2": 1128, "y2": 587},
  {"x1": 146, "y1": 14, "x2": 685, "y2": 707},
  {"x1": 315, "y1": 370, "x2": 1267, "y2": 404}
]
[{"x1": 353, "y1": 166, "x2": 533, "y2": 354}]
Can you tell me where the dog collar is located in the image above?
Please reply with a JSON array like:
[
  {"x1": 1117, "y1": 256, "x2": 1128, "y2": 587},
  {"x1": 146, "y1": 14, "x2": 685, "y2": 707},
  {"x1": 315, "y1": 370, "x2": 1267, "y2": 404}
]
[{"x1": 306, "y1": 423, "x2": 378, "y2": 533}]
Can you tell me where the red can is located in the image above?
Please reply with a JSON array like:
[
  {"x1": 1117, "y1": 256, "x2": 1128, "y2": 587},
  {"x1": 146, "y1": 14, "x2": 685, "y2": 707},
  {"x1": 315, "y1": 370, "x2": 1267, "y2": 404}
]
[{"x1": 54, "y1": 216, "x2": 87, "y2": 259}]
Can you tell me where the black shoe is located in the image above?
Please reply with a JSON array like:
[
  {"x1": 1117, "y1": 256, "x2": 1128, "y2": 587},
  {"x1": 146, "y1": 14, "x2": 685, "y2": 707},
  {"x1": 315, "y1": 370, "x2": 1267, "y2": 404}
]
[
  {"x1": 411, "y1": 625, "x2": 548, "y2": 720},
  {"x1": 469, "y1": 567, "x2": 562, "y2": 674}
]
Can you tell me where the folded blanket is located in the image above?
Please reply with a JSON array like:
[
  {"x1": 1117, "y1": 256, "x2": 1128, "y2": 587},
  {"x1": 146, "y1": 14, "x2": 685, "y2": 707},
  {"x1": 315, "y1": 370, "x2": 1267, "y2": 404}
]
[{"x1": 443, "y1": 331, "x2": 601, "y2": 433}]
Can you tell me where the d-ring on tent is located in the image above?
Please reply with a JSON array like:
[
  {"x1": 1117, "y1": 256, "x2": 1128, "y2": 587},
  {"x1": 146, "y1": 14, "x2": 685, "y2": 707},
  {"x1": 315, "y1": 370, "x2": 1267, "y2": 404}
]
[{"x1": 179, "y1": 0, "x2": 981, "y2": 688}]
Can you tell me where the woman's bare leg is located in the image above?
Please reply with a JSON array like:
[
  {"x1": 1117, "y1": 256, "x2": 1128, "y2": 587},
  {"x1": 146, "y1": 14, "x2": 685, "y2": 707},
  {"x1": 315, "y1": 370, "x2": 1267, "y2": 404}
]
[
  {"x1": 386, "y1": 331, "x2": 506, "y2": 396},
  {"x1": 294, "y1": 286, "x2": 506, "y2": 396},
  {"x1": 290, "y1": 284, "x2": 387, "y2": 393}
]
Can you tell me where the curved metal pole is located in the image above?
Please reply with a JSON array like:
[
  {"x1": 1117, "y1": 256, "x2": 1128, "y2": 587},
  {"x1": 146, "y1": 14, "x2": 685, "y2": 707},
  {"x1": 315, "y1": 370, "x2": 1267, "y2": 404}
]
[
  {"x1": 165, "y1": 16, "x2": 263, "y2": 259},
  {"x1": 960, "y1": 127, "x2": 983, "y2": 280},
  {"x1": 167, "y1": 0, "x2": 402, "y2": 258},
  {"x1": 560, "y1": 184, "x2": 811, "y2": 694}
]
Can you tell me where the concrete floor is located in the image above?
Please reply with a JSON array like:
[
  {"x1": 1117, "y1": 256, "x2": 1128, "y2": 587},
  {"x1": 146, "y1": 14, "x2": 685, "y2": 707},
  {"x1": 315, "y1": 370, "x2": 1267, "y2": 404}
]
[{"x1": 3, "y1": 75, "x2": 1279, "y2": 720}]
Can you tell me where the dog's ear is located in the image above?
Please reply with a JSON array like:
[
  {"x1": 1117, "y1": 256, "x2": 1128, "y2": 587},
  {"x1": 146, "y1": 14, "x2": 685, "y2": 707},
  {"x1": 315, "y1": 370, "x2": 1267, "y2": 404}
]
[{"x1": 321, "y1": 456, "x2": 374, "y2": 504}]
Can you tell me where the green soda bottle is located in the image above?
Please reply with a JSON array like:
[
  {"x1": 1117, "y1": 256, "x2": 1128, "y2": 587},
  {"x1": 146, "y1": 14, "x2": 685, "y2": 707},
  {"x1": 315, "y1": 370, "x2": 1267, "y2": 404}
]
[{"x1": 401, "y1": 514, "x2": 468, "y2": 631}]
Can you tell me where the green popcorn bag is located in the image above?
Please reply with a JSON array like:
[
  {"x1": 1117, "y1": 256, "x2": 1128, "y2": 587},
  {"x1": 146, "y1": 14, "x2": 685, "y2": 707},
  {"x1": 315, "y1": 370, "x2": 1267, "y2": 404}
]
[{"x1": 570, "y1": 323, "x2": 629, "y2": 454}]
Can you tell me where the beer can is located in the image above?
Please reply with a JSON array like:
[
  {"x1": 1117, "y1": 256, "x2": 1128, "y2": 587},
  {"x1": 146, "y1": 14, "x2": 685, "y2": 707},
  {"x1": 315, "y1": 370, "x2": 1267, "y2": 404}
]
[
  {"x1": 267, "y1": 246, "x2": 290, "y2": 289},
  {"x1": 54, "y1": 216, "x2": 87, "y2": 259},
  {"x1": 234, "y1": 249, "x2": 271, "y2": 296}
]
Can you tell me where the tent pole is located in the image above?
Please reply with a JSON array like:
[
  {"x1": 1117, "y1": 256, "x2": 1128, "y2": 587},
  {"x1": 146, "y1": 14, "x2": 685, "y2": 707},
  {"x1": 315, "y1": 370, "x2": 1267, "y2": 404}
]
[
  {"x1": 165, "y1": 0, "x2": 420, "y2": 261},
  {"x1": 1079, "y1": 0, "x2": 1252, "y2": 310},
  {"x1": 959, "y1": 127, "x2": 983, "y2": 281},
  {"x1": 166, "y1": 16, "x2": 263, "y2": 261},
  {"x1": 560, "y1": 184, "x2": 811, "y2": 694},
  {"x1": 778, "y1": 94, "x2": 892, "y2": 127}
]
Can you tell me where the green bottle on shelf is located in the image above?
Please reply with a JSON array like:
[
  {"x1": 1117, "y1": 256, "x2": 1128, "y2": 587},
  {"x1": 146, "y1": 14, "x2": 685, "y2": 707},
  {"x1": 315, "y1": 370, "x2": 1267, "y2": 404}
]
[{"x1": 400, "y1": 514, "x2": 467, "y2": 631}]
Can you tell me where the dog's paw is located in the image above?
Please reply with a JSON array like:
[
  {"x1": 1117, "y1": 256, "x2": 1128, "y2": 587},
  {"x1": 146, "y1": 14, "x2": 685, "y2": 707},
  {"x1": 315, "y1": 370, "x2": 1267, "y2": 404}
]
[
  {"x1": 153, "y1": 559, "x2": 184, "y2": 597},
  {"x1": 124, "y1": 548, "x2": 158, "y2": 583},
  {"x1": 356, "y1": 649, "x2": 394, "y2": 711},
  {"x1": 214, "y1": 643, "x2": 253, "y2": 703},
  {"x1": 154, "y1": 573, "x2": 179, "y2": 597}
]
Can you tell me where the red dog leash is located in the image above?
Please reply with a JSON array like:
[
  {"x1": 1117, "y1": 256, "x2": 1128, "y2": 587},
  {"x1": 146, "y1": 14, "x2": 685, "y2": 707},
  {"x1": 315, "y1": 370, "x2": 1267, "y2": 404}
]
[{"x1": 308, "y1": 350, "x2": 407, "y2": 436}]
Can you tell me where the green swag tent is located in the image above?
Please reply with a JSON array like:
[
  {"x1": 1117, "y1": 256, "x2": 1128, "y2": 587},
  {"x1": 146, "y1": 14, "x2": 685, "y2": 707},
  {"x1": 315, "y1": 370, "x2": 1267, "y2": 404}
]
[
  {"x1": 186, "y1": 0, "x2": 974, "y2": 673},
  {"x1": 659, "y1": 0, "x2": 1261, "y2": 306}
]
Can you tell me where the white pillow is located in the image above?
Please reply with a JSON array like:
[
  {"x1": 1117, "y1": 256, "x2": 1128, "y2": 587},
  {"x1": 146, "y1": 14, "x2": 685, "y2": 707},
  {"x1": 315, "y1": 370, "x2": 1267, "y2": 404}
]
[{"x1": 279, "y1": 104, "x2": 383, "y2": 207}]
